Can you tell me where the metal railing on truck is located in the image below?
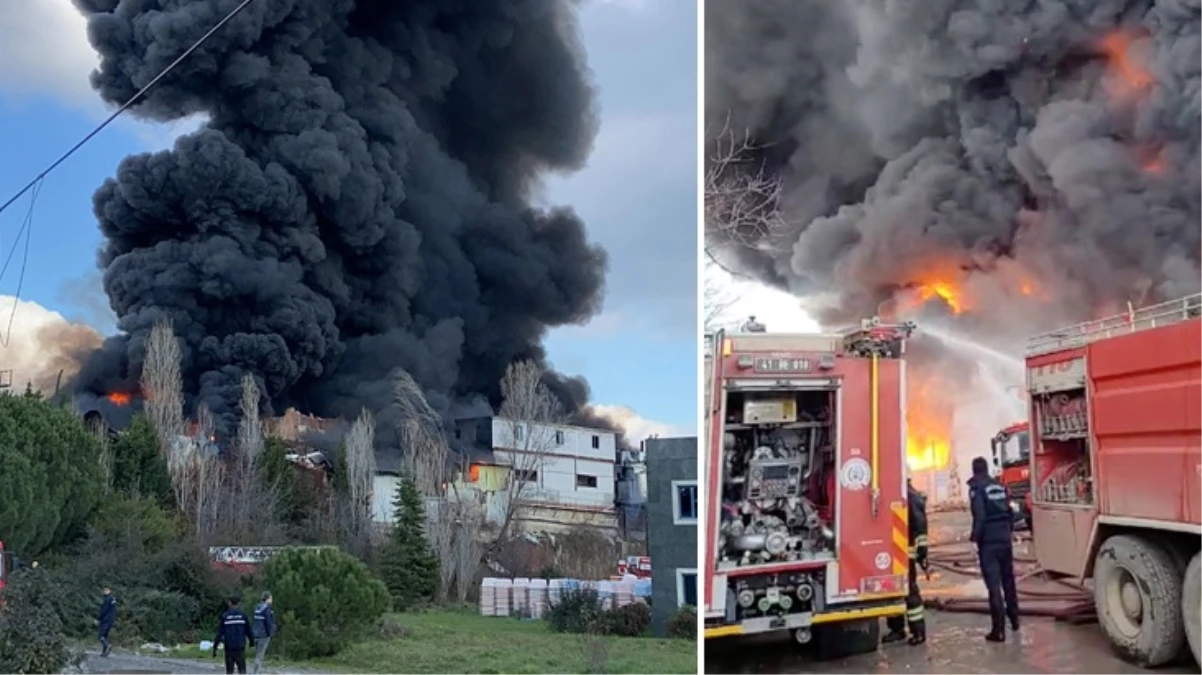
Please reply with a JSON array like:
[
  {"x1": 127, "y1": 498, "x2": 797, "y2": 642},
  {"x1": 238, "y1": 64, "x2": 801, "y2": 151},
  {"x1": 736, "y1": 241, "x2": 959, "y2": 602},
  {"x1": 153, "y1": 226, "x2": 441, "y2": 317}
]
[{"x1": 1026, "y1": 293, "x2": 1202, "y2": 357}]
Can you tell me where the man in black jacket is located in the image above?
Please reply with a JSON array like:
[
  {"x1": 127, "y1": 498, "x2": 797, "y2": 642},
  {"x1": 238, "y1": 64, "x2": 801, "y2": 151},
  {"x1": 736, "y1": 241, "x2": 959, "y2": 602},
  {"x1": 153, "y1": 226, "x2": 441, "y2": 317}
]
[
  {"x1": 214, "y1": 596, "x2": 256, "y2": 674},
  {"x1": 968, "y1": 456, "x2": 1021, "y2": 642},
  {"x1": 97, "y1": 586, "x2": 117, "y2": 658},
  {"x1": 883, "y1": 479, "x2": 929, "y2": 646}
]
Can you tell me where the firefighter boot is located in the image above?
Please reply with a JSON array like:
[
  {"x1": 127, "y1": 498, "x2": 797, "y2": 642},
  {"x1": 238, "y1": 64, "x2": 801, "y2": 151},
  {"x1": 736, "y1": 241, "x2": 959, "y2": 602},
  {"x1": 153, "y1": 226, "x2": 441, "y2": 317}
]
[
  {"x1": 881, "y1": 617, "x2": 907, "y2": 644},
  {"x1": 984, "y1": 629, "x2": 1005, "y2": 643}
]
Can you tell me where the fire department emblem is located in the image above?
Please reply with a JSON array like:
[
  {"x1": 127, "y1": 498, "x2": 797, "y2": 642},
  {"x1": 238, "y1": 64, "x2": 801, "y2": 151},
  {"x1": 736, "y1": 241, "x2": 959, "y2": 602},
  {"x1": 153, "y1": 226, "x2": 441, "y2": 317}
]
[
  {"x1": 874, "y1": 552, "x2": 891, "y2": 571},
  {"x1": 840, "y1": 457, "x2": 871, "y2": 491}
]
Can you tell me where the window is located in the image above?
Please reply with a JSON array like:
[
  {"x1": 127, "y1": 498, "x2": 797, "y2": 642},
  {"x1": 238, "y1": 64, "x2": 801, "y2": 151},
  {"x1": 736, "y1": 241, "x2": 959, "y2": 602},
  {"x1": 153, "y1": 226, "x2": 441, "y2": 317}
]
[
  {"x1": 576, "y1": 474, "x2": 598, "y2": 488},
  {"x1": 672, "y1": 480, "x2": 698, "y2": 524},
  {"x1": 514, "y1": 424, "x2": 524, "y2": 443},
  {"x1": 676, "y1": 569, "x2": 698, "y2": 608},
  {"x1": 513, "y1": 469, "x2": 538, "y2": 483},
  {"x1": 454, "y1": 428, "x2": 462, "y2": 439},
  {"x1": 555, "y1": 430, "x2": 565, "y2": 445},
  {"x1": 591, "y1": 435, "x2": 600, "y2": 449}
]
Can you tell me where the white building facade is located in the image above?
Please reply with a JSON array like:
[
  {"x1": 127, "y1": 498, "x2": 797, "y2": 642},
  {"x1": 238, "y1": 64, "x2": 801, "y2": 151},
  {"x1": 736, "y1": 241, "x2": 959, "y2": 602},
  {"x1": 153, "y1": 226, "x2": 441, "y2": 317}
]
[{"x1": 489, "y1": 417, "x2": 619, "y2": 533}]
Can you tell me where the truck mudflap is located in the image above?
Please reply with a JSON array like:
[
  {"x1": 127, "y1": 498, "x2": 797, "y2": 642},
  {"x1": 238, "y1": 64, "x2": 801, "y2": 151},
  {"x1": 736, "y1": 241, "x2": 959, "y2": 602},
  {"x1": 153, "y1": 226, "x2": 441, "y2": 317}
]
[{"x1": 703, "y1": 600, "x2": 906, "y2": 639}]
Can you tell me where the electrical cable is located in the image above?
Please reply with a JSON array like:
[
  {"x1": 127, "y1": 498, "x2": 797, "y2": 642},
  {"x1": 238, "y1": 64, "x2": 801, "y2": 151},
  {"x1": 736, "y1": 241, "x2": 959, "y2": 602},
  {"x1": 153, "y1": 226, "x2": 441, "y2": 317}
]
[
  {"x1": 0, "y1": 0, "x2": 259, "y2": 346},
  {"x1": 0, "y1": 178, "x2": 44, "y2": 347}
]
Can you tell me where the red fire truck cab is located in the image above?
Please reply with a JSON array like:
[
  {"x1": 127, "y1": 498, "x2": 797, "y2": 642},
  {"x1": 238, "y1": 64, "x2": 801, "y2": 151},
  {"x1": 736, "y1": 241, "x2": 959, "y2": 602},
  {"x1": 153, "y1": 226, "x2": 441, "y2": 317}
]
[
  {"x1": 703, "y1": 318, "x2": 916, "y2": 654},
  {"x1": 990, "y1": 421, "x2": 1033, "y2": 527}
]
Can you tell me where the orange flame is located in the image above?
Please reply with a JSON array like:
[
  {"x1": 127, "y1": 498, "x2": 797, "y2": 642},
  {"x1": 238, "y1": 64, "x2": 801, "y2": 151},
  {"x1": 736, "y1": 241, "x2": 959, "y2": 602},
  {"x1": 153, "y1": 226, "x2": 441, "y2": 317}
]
[
  {"x1": 905, "y1": 370, "x2": 953, "y2": 473},
  {"x1": 1100, "y1": 32, "x2": 1153, "y2": 97},
  {"x1": 106, "y1": 392, "x2": 131, "y2": 406},
  {"x1": 916, "y1": 280, "x2": 967, "y2": 314}
]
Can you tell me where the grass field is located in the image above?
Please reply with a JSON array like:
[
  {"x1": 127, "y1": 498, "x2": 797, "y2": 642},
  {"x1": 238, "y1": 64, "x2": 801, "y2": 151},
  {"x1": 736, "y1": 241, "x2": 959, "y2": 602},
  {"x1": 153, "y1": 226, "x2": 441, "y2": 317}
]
[
  {"x1": 170, "y1": 610, "x2": 696, "y2": 674},
  {"x1": 314, "y1": 610, "x2": 696, "y2": 674}
]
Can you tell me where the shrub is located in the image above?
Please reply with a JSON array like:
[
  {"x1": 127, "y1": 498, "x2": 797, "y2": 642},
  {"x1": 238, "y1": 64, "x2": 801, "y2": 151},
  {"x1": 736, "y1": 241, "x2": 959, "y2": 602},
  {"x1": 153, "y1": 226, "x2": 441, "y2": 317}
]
[
  {"x1": 47, "y1": 515, "x2": 223, "y2": 643},
  {"x1": 546, "y1": 589, "x2": 604, "y2": 634},
  {"x1": 263, "y1": 547, "x2": 391, "y2": 659},
  {"x1": 0, "y1": 567, "x2": 69, "y2": 674},
  {"x1": 667, "y1": 605, "x2": 697, "y2": 640},
  {"x1": 601, "y1": 602, "x2": 651, "y2": 637},
  {"x1": 0, "y1": 394, "x2": 105, "y2": 556},
  {"x1": 377, "y1": 615, "x2": 409, "y2": 640}
]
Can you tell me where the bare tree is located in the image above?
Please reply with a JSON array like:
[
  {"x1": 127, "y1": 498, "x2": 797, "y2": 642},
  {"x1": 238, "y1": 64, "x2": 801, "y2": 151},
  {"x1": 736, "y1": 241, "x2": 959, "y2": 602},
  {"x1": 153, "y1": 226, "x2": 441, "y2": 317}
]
[
  {"x1": 89, "y1": 417, "x2": 114, "y2": 496},
  {"x1": 389, "y1": 370, "x2": 459, "y2": 600},
  {"x1": 141, "y1": 319, "x2": 187, "y2": 506},
  {"x1": 341, "y1": 409, "x2": 377, "y2": 550},
  {"x1": 392, "y1": 370, "x2": 447, "y2": 496},
  {"x1": 231, "y1": 374, "x2": 268, "y2": 534},
  {"x1": 452, "y1": 497, "x2": 485, "y2": 602},
  {"x1": 704, "y1": 258, "x2": 741, "y2": 331},
  {"x1": 494, "y1": 360, "x2": 567, "y2": 546},
  {"x1": 705, "y1": 120, "x2": 789, "y2": 259},
  {"x1": 192, "y1": 404, "x2": 223, "y2": 540}
]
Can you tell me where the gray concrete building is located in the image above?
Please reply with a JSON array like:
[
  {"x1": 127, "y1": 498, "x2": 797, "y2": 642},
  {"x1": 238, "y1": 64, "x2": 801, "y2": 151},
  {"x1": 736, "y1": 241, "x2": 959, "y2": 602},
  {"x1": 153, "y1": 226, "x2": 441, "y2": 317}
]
[{"x1": 645, "y1": 436, "x2": 698, "y2": 637}]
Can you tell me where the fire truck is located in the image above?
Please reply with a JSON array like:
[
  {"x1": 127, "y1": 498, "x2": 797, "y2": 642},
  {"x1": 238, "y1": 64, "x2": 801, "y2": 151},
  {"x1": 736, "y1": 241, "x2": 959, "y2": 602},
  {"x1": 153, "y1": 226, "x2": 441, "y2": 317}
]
[
  {"x1": 989, "y1": 421, "x2": 1032, "y2": 528},
  {"x1": 1024, "y1": 293, "x2": 1201, "y2": 668},
  {"x1": 703, "y1": 318, "x2": 916, "y2": 654}
]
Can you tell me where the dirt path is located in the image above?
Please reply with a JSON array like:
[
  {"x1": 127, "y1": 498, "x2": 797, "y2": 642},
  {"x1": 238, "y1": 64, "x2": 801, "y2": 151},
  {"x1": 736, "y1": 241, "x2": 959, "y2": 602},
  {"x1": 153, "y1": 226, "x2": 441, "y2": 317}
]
[{"x1": 75, "y1": 648, "x2": 329, "y2": 674}]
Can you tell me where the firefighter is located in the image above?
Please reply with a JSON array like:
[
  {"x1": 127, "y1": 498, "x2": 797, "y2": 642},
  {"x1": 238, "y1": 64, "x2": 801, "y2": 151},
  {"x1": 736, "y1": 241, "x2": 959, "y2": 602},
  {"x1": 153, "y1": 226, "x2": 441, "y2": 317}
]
[
  {"x1": 213, "y1": 596, "x2": 256, "y2": 674},
  {"x1": 883, "y1": 478, "x2": 928, "y2": 646},
  {"x1": 97, "y1": 586, "x2": 117, "y2": 658},
  {"x1": 968, "y1": 456, "x2": 1021, "y2": 642}
]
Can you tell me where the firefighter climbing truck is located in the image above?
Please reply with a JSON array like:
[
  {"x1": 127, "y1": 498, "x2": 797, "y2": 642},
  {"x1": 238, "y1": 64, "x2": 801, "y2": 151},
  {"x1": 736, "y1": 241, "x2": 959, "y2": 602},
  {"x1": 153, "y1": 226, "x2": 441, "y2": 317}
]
[
  {"x1": 1024, "y1": 293, "x2": 1201, "y2": 668},
  {"x1": 703, "y1": 318, "x2": 917, "y2": 654},
  {"x1": 989, "y1": 421, "x2": 1033, "y2": 528}
]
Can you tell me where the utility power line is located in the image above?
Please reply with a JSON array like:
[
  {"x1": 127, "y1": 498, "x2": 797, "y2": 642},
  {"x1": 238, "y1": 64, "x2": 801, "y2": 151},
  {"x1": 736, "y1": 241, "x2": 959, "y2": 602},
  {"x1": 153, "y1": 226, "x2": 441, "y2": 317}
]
[{"x1": 0, "y1": 0, "x2": 259, "y2": 347}]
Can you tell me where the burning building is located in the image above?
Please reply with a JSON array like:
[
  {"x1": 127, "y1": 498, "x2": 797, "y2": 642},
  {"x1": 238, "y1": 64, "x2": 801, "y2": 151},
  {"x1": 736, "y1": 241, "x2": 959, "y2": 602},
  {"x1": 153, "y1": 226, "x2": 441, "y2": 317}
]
[{"x1": 705, "y1": 1, "x2": 1200, "y2": 476}]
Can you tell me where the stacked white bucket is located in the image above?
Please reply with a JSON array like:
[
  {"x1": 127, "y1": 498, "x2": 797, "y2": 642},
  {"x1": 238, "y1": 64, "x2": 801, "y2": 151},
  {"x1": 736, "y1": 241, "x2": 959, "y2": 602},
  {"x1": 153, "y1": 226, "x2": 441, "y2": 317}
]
[{"x1": 481, "y1": 576, "x2": 647, "y2": 617}]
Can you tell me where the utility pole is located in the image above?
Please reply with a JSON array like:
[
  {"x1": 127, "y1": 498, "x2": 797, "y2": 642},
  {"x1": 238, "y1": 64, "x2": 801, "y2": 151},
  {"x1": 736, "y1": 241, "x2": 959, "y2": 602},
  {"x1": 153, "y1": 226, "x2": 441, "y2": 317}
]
[{"x1": 947, "y1": 454, "x2": 963, "y2": 503}]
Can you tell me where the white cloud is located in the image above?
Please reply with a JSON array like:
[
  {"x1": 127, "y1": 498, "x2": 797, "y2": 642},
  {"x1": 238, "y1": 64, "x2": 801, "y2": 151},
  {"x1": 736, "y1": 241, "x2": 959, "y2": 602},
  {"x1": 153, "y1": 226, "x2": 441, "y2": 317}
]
[
  {"x1": 0, "y1": 0, "x2": 99, "y2": 109},
  {"x1": 590, "y1": 403, "x2": 688, "y2": 443},
  {"x1": 708, "y1": 264, "x2": 821, "y2": 333},
  {"x1": 0, "y1": 294, "x2": 100, "y2": 394}
]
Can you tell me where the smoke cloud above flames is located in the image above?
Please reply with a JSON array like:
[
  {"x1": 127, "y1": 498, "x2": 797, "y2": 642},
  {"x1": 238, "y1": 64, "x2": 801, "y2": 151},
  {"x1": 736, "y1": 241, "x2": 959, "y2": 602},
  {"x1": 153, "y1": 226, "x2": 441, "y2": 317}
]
[
  {"x1": 707, "y1": 0, "x2": 1200, "y2": 335},
  {"x1": 707, "y1": 0, "x2": 1199, "y2": 477},
  {"x1": 70, "y1": 0, "x2": 615, "y2": 434}
]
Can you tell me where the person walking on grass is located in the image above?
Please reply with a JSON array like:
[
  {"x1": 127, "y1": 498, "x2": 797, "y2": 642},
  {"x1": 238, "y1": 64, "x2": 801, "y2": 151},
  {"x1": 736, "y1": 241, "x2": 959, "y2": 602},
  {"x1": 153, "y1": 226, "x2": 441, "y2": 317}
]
[
  {"x1": 252, "y1": 591, "x2": 277, "y2": 674},
  {"x1": 97, "y1": 586, "x2": 117, "y2": 657},
  {"x1": 214, "y1": 596, "x2": 256, "y2": 674}
]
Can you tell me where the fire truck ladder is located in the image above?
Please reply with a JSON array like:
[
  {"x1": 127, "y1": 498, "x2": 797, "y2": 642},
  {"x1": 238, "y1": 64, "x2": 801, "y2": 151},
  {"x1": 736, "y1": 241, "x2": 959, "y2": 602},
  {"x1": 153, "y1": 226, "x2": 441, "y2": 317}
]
[{"x1": 1026, "y1": 292, "x2": 1202, "y2": 357}]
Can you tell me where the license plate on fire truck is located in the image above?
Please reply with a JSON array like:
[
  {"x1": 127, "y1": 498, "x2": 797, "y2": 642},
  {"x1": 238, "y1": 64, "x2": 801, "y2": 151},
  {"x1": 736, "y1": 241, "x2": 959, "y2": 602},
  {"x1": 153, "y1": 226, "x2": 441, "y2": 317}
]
[{"x1": 754, "y1": 357, "x2": 811, "y2": 373}]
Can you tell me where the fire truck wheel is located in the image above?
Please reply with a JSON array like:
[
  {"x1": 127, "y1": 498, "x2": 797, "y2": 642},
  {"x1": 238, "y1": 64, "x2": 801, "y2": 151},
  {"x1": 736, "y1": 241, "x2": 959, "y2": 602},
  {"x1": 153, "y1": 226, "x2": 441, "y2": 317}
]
[
  {"x1": 812, "y1": 618, "x2": 879, "y2": 660},
  {"x1": 1183, "y1": 552, "x2": 1201, "y2": 668},
  {"x1": 1093, "y1": 534, "x2": 1186, "y2": 668}
]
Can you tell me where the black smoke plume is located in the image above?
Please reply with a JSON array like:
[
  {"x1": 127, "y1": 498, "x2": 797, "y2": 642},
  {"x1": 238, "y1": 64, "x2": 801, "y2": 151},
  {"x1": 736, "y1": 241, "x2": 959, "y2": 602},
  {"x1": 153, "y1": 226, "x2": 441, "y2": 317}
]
[
  {"x1": 706, "y1": 0, "x2": 1200, "y2": 342},
  {"x1": 72, "y1": 0, "x2": 612, "y2": 434}
]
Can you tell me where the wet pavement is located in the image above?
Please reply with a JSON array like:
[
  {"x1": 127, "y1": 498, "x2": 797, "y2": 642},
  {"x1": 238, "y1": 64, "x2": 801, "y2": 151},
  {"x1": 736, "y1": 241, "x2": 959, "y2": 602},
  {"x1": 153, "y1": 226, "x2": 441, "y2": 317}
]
[
  {"x1": 704, "y1": 611, "x2": 1198, "y2": 674},
  {"x1": 705, "y1": 509, "x2": 1199, "y2": 674}
]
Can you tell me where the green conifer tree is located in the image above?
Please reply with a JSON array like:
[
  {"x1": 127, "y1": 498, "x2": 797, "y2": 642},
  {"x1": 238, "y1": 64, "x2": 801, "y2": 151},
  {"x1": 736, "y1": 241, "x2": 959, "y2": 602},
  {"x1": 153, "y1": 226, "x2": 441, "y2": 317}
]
[{"x1": 379, "y1": 474, "x2": 439, "y2": 610}]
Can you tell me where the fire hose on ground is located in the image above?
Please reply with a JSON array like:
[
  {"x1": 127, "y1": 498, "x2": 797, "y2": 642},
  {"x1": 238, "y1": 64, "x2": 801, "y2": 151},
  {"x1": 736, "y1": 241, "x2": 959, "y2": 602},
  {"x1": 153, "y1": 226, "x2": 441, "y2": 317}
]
[{"x1": 920, "y1": 547, "x2": 1096, "y2": 623}]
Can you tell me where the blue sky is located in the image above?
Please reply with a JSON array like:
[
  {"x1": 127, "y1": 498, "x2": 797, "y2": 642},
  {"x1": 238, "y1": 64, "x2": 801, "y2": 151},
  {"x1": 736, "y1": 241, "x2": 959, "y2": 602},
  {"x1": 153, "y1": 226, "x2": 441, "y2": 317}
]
[{"x1": 0, "y1": 0, "x2": 698, "y2": 439}]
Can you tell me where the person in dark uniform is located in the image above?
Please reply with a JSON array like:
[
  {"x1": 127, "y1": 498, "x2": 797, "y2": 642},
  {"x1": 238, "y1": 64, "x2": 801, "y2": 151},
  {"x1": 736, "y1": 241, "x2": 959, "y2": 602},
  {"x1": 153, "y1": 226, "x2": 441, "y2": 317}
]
[
  {"x1": 968, "y1": 456, "x2": 1021, "y2": 642},
  {"x1": 97, "y1": 586, "x2": 117, "y2": 658},
  {"x1": 214, "y1": 596, "x2": 256, "y2": 674},
  {"x1": 883, "y1": 478, "x2": 929, "y2": 646}
]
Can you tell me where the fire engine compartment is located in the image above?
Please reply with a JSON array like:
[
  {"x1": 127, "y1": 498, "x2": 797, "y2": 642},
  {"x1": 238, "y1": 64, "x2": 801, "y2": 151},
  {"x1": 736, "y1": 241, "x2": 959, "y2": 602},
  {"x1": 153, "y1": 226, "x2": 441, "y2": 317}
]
[
  {"x1": 718, "y1": 388, "x2": 838, "y2": 572},
  {"x1": 1031, "y1": 386, "x2": 1094, "y2": 506}
]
